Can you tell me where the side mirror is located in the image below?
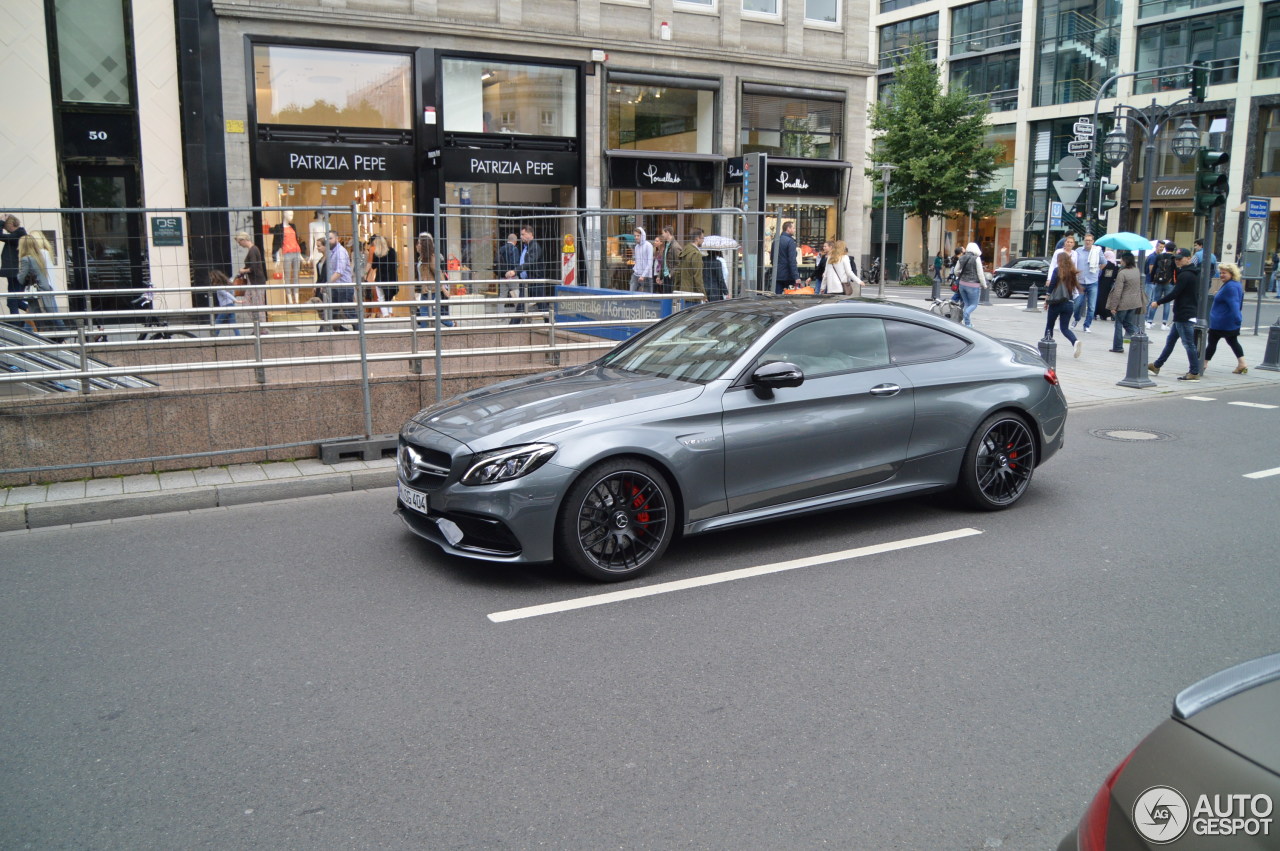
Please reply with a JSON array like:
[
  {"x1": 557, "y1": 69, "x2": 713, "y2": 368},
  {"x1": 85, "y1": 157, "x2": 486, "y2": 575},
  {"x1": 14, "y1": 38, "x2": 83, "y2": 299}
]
[{"x1": 751, "y1": 360, "x2": 804, "y2": 399}]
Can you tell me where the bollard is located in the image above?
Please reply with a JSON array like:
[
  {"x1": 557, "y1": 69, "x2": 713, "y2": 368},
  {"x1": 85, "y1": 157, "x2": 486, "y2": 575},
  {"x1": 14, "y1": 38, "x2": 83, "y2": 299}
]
[
  {"x1": 1037, "y1": 335, "x2": 1057, "y2": 369},
  {"x1": 1259, "y1": 320, "x2": 1280, "y2": 372},
  {"x1": 1024, "y1": 284, "x2": 1041, "y2": 312},
  {"x1": 1118, "y1": 329, "x2": 1157, "y2": 388},
  {"x1": 979, "y1": 283, "x2": 992, "y2": 306}
]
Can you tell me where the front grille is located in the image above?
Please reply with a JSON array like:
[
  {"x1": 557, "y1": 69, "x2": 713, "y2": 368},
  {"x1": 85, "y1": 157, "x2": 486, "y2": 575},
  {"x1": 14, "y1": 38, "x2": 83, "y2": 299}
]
[{"x1": 398, "y1": 441, "x2": 454, "y2": 488}]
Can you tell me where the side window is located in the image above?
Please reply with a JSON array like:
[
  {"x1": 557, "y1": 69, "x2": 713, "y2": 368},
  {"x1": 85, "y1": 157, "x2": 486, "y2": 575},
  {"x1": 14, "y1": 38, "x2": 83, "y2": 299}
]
[
  {"x1": 884, "y1": 319, "x2": 970, "y2": 364},
  {"x1": 760, "y1": 317, "x2": 891, "y2": 377}
]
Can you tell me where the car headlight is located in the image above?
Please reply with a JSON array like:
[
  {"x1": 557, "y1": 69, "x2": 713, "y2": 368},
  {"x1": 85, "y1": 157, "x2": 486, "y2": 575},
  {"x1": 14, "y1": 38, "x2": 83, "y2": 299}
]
[{"x1": 460, "y1": 443, "x2": 557, "y2": 486}]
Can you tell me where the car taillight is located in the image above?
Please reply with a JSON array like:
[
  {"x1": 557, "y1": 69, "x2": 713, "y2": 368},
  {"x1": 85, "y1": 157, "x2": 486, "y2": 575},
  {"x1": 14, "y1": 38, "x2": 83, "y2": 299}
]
[
  {"x1": 1044, "y1": 368, "x2": 1059, "y2": 386},
  {"x1": 1078, "y1": 750, "x2": 1135, "y2": 851}
]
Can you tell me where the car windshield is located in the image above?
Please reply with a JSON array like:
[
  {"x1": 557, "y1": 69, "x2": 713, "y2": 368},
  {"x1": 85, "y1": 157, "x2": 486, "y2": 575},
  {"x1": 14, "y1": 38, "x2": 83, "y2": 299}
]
[{"x1": 598, "y1": 305, "x2": 779, "y2": 383}]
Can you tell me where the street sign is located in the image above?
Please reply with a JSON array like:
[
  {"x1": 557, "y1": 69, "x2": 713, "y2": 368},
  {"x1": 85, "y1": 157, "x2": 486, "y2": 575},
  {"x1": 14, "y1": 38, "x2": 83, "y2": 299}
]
[
  {"x1": 1053, "y1": 180, "x2": 1084, "y2": 206},
  {"x1": 1003, "y1": 188, "x2": 1017, "y2": 210},
  {"x1": 1050, "y1": 201, "x2": 1063, "y2": 228},
  {"x1": 1056, "y1": 156, "x2": 1083, "y2": 181},
  {"x1": 1073, "y1": 120, "x2": 1095, "y2": 136},
  {"x1": 1246, "y1": 197, "x2": 1270, "y2": 252},
  {"x1": 1067, "y1": 140, "x2": 1093, "y2": 155}
]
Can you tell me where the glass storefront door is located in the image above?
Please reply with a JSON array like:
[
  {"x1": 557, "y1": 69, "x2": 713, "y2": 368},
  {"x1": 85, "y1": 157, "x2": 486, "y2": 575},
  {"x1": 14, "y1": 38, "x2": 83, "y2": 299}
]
[
  {"x1": 605, "y1": 190, "x2": 713, "y2": 289},
  {"x1": 64, "y1": 164, "x2": 145, "y2": 317},
  {"x1": 765, "y1": 198, "x2": 837, "y2": 283}
]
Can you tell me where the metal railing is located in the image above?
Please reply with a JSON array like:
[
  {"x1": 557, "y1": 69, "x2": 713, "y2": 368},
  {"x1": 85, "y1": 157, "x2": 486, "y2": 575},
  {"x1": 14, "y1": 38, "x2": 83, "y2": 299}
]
[{"x1": 1, "y1": 203, "x2": 782, "y2": 482}]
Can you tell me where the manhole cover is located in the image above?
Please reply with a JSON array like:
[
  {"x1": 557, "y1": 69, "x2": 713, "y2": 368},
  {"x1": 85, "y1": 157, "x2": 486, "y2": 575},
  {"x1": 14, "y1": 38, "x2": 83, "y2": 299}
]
[{"x1": 1090, "y1": 428, "x2": 1175, "y2": 442}]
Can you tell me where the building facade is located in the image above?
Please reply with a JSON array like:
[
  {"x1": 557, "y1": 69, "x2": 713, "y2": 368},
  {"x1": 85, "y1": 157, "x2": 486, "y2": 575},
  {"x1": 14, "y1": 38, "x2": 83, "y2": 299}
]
[
  {"x1": 3, "y1": 0, "x2": 875, "y2": 306},
  {"x1": 870, "y1": 0, "x2": 1280, "y2": 273}
]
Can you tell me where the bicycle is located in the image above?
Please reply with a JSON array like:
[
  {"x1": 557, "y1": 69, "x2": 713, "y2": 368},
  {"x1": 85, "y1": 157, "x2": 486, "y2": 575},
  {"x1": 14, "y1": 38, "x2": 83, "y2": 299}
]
[{"x1": 896, "y1": 261, "x2": 911, "y2": 281}]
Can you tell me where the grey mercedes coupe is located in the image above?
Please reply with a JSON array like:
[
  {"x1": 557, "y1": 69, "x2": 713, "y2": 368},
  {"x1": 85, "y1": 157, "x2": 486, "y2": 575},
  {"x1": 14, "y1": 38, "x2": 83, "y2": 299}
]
[{"x1": 397, "y1": 296, "x2": 1067, "y2": 581}]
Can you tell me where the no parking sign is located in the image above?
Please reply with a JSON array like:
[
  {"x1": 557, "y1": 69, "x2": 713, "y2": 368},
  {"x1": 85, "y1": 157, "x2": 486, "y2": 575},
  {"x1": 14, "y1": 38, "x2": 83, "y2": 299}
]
[{"x1": 1243, "y1": 197, "x2": 1270, "y2": 280}]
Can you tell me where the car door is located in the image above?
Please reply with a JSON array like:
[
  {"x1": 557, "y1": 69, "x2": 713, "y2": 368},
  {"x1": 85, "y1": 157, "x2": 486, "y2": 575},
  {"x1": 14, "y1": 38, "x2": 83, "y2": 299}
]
[{"x1": 720, "y1": 316, "x2": 915, "y2": 514}]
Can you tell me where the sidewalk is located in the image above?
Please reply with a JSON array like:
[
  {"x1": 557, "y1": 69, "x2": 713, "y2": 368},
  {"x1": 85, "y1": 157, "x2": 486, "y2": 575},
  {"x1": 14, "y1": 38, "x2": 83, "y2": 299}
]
[{"x1": 3, "y1": 294, "x2": 1278, "y2": 535}]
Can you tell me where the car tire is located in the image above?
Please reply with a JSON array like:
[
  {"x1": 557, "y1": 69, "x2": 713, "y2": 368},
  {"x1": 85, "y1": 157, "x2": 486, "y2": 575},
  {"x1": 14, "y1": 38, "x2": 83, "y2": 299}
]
[
  {"x1": 993, "y1": 280, "x2": 1011, "y2": 298},
  {"x1": 556, "y1": 457, "x2": 676, "y2": 582},
  {"x1": 957, "y1": 413, "x2": 1036, "y2": 510}
]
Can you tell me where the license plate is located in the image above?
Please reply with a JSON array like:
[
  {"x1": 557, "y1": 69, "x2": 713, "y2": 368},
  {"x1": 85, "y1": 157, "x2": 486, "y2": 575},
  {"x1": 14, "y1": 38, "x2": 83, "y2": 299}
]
[{"x1": 398, "y1": 481, "x2": 430, "y2": 515}]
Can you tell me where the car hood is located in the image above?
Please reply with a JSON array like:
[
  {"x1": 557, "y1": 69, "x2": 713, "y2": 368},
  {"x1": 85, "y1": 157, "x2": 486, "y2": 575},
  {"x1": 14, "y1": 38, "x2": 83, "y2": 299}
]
[{"x1": 410, "y1": 365, "x2": 706, "y2": 445}]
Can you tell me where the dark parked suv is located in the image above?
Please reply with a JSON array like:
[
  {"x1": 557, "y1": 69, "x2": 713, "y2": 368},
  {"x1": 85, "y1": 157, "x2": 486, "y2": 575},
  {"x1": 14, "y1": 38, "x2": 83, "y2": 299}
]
[{"x1": 990, "y1": 258, "x2": 1050, "y2": 298}]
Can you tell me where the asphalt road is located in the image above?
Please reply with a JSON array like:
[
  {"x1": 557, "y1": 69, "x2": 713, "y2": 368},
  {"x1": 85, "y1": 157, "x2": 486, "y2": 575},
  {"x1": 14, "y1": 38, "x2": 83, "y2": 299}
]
[{"x1": 3, "y1": 385, "x2": 1279, "y2": 850}]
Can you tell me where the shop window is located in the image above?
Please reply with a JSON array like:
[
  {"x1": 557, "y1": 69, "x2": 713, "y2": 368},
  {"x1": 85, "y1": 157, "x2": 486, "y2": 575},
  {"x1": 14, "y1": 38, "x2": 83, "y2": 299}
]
[
  {"x1": 52, "y1": 0, "x2": 132, "y2": 105},
  {"x1": 608, "y1": 84, "x2": 715, "y2": 154},
  {"x1": 442, "y1": 59, "x2": 576, "y2": 137},
  {"x1": 252, "y1": 45, "x2": 411, "y2": 129},
  {"x1": 741, "y1": 92, "x2": 843, "y2": 160}
]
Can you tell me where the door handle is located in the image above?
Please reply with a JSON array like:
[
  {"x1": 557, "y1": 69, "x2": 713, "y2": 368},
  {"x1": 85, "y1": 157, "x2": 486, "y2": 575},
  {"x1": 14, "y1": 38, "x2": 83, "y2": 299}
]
[{"x1": 869, "y1": 384, "x2": 901, "y2": 397}]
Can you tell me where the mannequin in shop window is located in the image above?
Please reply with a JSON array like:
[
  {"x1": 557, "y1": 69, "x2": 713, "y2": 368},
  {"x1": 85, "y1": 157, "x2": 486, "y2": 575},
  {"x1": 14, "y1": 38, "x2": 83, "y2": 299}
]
[{"x1": 270, "y1": 210, "x2": 304, "y2": 304}]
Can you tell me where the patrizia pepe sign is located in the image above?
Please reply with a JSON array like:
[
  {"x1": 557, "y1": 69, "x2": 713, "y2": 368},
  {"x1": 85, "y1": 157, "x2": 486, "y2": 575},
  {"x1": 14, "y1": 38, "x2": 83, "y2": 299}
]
[
  {"x1": 256, "y1": 141, "x2": 414, "y2": 180},
  {"x1": 439, "y1": 148, "x2": 578, "y2": 186}
]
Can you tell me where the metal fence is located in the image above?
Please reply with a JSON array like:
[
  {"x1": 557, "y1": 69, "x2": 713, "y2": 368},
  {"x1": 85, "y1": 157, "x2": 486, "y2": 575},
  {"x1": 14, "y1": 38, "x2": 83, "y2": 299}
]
[{"x1": 1, "y1": 203, "x2": 778, "y2": 483}]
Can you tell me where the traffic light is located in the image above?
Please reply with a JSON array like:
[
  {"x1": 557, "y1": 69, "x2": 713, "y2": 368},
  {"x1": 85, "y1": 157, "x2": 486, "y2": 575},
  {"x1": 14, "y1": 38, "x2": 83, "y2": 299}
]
[
  {"x1": 1189, "y1": 61, "x2": 1208, "y2": 103},
  {"x1": 1193, "y1": 149, "x2": 1229, "y2": 217},
  {"x1": 1096, "y1": 180, "x2": 1119, "y2": 218}
]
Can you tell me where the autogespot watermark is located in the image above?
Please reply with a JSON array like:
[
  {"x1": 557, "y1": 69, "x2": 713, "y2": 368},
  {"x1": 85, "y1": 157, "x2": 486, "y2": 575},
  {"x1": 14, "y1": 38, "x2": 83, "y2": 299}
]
[{"x1": 1132, "y1": 786, "x2": 1274, "y2": 843}]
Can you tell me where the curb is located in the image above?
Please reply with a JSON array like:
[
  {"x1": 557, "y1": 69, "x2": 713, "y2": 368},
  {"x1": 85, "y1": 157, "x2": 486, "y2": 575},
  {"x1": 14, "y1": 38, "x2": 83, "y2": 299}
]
[{"x1": 5, "y1": 468, "x2": 397, "y2": 532}]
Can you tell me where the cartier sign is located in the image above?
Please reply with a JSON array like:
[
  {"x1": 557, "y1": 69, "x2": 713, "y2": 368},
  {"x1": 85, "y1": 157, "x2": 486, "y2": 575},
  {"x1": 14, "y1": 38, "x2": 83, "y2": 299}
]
[{"x1": 1131, "y1": 181, "x2": 1192, "y2": 203}]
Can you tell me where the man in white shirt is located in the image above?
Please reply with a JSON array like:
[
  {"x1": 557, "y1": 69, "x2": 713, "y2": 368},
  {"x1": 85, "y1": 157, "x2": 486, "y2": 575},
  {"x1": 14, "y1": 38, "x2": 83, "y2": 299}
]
[{"x1": 1072, "y1": 231, "x2": 1103, "y2": 332}]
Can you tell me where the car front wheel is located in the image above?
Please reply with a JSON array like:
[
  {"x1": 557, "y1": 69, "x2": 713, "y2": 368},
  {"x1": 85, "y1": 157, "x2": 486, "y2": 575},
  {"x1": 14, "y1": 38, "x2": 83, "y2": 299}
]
[
  {"x1": 957, "y1": 413, "x2": 1035, "y2": 510},
  {"x1": 556, "y1": 458, "x2": 675, "y2": 581}
]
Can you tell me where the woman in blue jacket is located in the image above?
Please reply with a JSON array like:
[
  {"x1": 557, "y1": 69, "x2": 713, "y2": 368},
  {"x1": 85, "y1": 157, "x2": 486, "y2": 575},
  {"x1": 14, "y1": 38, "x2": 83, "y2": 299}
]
[{"x1": 1205, "y1": 262, "x2": 1247, "y2": 374}]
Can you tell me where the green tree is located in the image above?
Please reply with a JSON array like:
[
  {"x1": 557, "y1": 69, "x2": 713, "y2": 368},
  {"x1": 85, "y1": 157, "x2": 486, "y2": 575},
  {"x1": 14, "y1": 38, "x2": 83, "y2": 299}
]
[{"x1": 868, "y1": 43, "x2": 1001, "y2": 273}]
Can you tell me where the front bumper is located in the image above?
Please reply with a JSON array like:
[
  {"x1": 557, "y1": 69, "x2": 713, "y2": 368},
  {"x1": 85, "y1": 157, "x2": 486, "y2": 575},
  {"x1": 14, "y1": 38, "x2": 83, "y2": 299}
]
[{"x1": 396, "y1": 460, "x2": 579, "y2": 564}]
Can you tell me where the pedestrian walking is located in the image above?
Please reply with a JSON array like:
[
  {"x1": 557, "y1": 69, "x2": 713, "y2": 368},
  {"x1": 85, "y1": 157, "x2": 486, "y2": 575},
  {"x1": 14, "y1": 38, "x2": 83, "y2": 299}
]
[
  {"x1": 674, "y1": 228, "x2": 705, "y2": 296},
  {"x1": 1204, "y1": 262, "x2": 1248, "y2": 375},
  {"x1": 954, "y1": 242, "x2": 987, "y2": 327},
  {"x1": 1269, "y1": 250, "x2": 1280, "y2": 297},
  {"x1": 210, "y1": 269, "x2": 240, "y2": 336},
  {"x1": 820, "y1": 240, "x2": 858, "y2": 295},
  {"x1": 1146, "y1": 240, "x2": 1177, "y2": 329},
  {"x1": 1044, "y1": 250, "x2": 1083, "y2": 358},
  {"x1": 17, "y1": 231, "x2": 69, "y2": 333},
  {"x1": 656, "y1": 226, "x2": 680, "y2": 294},
  {"x1": 628, "y1": 227, "x2": 652, "y2": 292},
  {"x1": 235, "y1": 231, "x2": 267, "y2": 330},
  {"x1": 416, "y1": 231, "x2": 453, "y2": 328},
  {"x1": 933, "y1": 251, "x2": 944, "y2": 284},
  {"x1": 1192, "y1": 238, "x2": 1218, "y2": 283},
  {"x1": 326, "y1": 229, "x2": 355, "y2": 332},
  {"x1": 773, "y1": 220, "x2": 800, "y2": 293},
  {"x1": 1095, "y1": 249, "x2": 1118, "y2": 321},
  {"x1": 1147, "y1": 247, "x2": 1201, "y2": 380},
  {"x1": 1105, "y1": 250, "x2": 1144, "y2": 353},
  {"x1": 1072, "y1": 232, "x2": 1103, "y2": 332},
  {"x1": 2, "y1": 214, "x2": 29, "y2": 319}
]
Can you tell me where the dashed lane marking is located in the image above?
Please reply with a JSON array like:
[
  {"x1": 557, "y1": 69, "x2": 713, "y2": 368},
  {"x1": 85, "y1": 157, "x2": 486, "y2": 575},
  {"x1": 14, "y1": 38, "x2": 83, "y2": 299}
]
[
  {"x1": 1244, "y1": 467, "x2": 1280, "y2": 480},
  {"x1": 1185, "y1": 396, "x2": 1216, "y2": 401},
  {"x1": 487, "y1": 528, "x2": 984, "y2": 623},
  {"x1": 1229, "y1": 402, "x2": 1279, "y2": 409}
]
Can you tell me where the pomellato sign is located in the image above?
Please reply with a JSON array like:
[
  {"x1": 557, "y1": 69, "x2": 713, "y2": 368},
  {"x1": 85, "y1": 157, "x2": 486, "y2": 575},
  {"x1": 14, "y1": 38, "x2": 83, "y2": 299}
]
[
  {"x1": 608, "y1": 156, "x2": 716, "y2": 192},
  {"x1": 766, "y1": 163, "x2": 841, "y2": 196}
]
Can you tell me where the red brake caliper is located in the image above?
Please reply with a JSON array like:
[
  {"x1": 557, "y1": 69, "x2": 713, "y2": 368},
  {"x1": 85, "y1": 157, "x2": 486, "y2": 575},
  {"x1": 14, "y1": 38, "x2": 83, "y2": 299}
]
[
  {"x1": 630, "y1": 484, "x2": 650, "y2": 531},
  {"x1": 1007, "y1": 439, "x2": 1018, "y2": 469}
]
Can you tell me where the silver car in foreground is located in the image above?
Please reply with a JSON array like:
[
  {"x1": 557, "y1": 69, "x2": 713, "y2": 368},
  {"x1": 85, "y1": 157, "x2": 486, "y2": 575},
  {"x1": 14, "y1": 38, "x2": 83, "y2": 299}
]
[{"x1": 397, "y1": 296, "x2": 1067, "y2": 580}]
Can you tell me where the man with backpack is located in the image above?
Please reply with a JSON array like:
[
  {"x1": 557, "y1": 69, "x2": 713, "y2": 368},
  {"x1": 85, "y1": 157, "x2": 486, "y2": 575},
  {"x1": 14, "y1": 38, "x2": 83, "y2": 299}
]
[{"x1": 1146, "y1": 240, "x2": 1177, "y2": 330}]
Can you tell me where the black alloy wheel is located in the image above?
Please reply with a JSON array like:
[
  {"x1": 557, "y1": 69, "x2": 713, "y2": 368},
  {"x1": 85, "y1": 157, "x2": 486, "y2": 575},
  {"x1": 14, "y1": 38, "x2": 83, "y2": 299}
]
[
  {"x1": 958, "y1": 413, "x2": 1036, "y2": 510},
  {"x1": 557, "y1": 458, "x2": 675, "y2": 581},
  {"x1": 992, "y1": 279, "x2": 1011, "y2": 298}
]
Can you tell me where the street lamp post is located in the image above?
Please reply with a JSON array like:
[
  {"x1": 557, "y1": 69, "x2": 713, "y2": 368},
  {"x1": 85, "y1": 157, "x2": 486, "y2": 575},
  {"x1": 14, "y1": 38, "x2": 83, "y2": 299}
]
[
  {"x1": 1102, "y1": 104, "x2": 1199, "y2": 389},
  {"x1": 875, "y1": 162, "x2": 897, "y2": 297}
]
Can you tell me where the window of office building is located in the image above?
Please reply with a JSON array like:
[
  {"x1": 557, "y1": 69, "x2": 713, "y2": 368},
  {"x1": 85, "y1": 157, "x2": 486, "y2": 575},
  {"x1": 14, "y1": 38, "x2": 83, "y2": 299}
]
[
  {"x1": 1134, "y1": 11, "x2": 1242, "y2": 94},
  {"x1": 252, "y1": 45, "x2": 411, "y2": 129},
  {"x1": 950, "y1": 53, "x2": 1020, "y2": 112},
  {"x1": 1261, "y1": 107, "x2": 1280, "y2": 176},
  {"x1": 880, "y1": 0, "x2": 929, "y2": 11},
  {"x1": 608, "y1": 83, "x2": 715, "y2": 154},
  {"x1": 805, "y1": 0, "x2": 838, "y2": 24},
  {"x1": 744, "y1": 0, "x2": 778, "y2": 13},
  {"x1": 1032, "y1": 0, "x2": 1120, "y2": 107},
  {"x1": 1138, "y1": 0, "x2": 1224, "y2": 19},
  {"x1": 1263, "y1": 4, "x2": 1280, "y2": 80},
  {"x1": 442, "y1": 59, "x2": 576, "y2": 137},
  {"x1": 951, "y1": 0, "x2": 1022, "y2": 55},
  {"x1": 741, "y1": 92, "x2": 843, "y2": 159},
  {"x1": 53, "y1": 0, "x2": 132, "y2": 104},
  {"x1": 878, "y1": 14, "x2": 939, "y2": 70}
]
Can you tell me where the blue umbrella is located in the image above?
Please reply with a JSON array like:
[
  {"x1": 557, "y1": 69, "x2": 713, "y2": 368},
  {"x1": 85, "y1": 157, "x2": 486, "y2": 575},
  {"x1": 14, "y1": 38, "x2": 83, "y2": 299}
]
[{"x1": 1095, "y1": 232, "x2": 1152, "y2": 251}]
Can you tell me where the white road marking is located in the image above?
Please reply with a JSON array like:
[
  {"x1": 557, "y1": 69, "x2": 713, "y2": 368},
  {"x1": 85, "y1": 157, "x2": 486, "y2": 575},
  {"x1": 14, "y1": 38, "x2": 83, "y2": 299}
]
[
  {"x1": 1184, "y1": 396, "x2": 1216, "y2": 401},
  {"x1": 1244, "y1": 467, "x2": 1280, "y2": 480},
  {"x1": 487, "y1": 528, "x2": 984, "y2": 623},
  {"x1": 1229, "y1": 402, "x2": 1278, "y2": 409}
]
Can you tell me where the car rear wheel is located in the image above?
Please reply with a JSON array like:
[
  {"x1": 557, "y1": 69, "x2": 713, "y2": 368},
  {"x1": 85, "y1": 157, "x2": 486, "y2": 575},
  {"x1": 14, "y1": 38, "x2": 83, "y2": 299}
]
[
  {"x1": 556, "y1": 458, "x2": 675, "y2": 581},
  {"x1": 992, "y1": 279, "x2": 1011, "y2": 298},
  {"x1": 957, "y1": 413, "x2": 1035, "y2": 510}
]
